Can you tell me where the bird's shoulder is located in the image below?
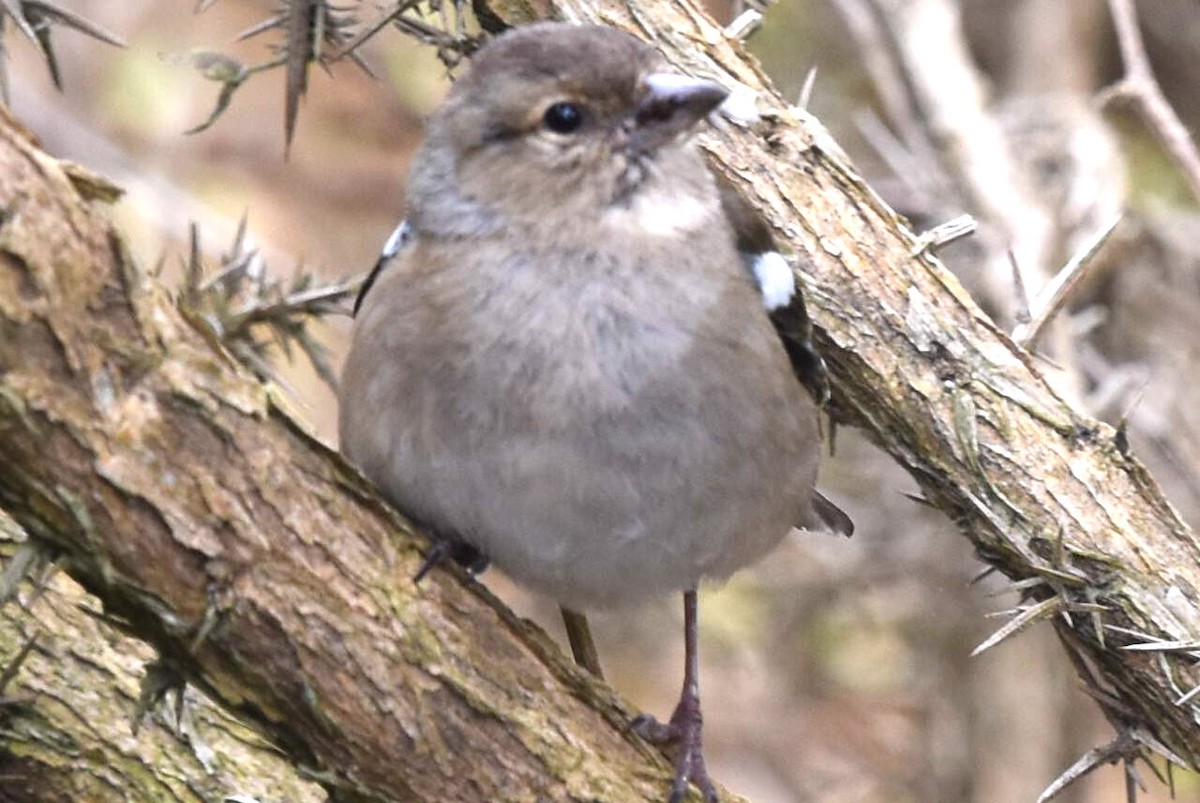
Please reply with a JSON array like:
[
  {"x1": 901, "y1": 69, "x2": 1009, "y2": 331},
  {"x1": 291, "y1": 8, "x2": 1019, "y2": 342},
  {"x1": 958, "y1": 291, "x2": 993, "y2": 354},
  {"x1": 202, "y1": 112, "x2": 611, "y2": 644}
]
[{"x1": 353, "y1": 220, "x2": 411, "y2": 316}]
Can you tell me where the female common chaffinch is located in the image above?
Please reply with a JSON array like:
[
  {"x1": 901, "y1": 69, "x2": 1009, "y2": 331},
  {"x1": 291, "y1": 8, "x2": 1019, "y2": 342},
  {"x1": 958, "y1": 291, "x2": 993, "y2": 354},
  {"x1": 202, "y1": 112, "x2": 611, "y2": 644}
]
[{"x1": 341, "y1": 22, "x2": 851, "y2": 802}]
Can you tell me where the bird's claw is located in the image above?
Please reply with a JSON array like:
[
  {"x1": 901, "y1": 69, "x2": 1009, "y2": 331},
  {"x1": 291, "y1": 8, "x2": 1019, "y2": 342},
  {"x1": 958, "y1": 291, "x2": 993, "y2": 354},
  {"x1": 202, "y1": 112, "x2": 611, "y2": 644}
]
[
  {"x1": 629, "y1": 712, "x2": 675, "y2": 743},
  {"x1": 412, "y1": 537, "x2": 489, "y2": 583},
  {"x1": 631, "y1": 710, "x2": 718, "y2": 802}
]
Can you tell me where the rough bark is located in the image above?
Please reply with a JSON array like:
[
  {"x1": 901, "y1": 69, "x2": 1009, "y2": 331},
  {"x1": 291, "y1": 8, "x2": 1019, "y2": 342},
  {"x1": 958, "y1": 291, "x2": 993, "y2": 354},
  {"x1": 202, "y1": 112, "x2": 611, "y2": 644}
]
[
  {"x1": 0, "y1": 1, "x2": 1196, "y2": 801},
  {"x1": 0, "y1": 512, "x2": 324, "y2": 803}
]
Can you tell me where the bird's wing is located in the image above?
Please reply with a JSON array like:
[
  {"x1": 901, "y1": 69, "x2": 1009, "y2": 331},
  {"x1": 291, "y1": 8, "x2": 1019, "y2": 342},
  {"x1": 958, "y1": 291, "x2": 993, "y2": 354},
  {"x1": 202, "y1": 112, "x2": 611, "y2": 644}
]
[
  {"x1": 714, "y1": 171, "x2": 830, "y2": 407},
  {"x1": 353, "y1": 220, "x2": 412, "y2": 317},
  {"x1": 714, "y1": 171, "x2": 852, "y2": 538},
  {"x1": 802, "y1": 490, "x2": 855, "y2": 538}
]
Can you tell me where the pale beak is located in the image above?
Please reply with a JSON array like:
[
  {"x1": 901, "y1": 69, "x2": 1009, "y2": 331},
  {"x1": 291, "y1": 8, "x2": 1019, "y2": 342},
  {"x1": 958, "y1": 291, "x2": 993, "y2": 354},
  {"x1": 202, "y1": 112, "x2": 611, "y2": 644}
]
[{"x1": 629, "y1": 73, "x2": 729, "y2": 153}]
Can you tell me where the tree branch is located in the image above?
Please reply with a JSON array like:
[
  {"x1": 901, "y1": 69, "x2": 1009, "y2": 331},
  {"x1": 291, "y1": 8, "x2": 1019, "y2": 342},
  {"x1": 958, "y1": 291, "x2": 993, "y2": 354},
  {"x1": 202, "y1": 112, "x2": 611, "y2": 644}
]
[{"x1": 0, "y1": 511, "x2": 324, "y2": 802}]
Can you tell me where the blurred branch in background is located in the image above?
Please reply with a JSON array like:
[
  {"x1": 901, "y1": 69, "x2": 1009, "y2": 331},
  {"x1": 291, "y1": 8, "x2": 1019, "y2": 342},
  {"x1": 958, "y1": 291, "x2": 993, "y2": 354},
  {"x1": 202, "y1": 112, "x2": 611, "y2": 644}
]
[
  {"x1": 1100, "y1": 0, "x2": 1200, "y2": 203},
  {"x1": 832, "y1": 0, "x2": 1060, "y2": 323}
]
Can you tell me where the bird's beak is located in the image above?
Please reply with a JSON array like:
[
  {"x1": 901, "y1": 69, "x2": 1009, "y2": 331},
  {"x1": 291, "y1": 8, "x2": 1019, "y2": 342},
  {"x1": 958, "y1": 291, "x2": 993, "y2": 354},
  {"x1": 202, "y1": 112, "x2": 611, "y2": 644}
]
[{"x1": 629, "y1": 73, "x2": 729, "y2": 153}]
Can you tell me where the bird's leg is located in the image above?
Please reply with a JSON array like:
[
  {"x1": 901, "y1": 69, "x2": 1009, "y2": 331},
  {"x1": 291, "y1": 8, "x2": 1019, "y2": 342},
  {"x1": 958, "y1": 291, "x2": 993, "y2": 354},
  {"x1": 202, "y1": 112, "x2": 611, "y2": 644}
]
[
  {"x1": 631, "y1": 590, "x2": 718, "y2": 803},
  {"x1": 560, "y1": 607, "x2": 605, "y2": 679}
]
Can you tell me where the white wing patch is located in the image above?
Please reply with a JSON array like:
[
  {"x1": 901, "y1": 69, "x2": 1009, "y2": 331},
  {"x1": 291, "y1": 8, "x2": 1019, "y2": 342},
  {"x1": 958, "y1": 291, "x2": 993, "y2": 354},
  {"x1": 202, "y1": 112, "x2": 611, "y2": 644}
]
[
  {"x1": 752, "y1": 252, "x2": 796, "y2": 310},
  {"x1": 381, "y1": 220, "x2": 412, "y2": 260}
]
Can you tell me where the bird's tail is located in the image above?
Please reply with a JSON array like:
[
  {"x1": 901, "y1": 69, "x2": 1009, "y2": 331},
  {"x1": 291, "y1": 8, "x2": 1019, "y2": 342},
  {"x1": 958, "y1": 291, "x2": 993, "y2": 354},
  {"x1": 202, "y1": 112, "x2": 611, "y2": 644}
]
[{"x1": 801, "y1": 491, "x2": 854, "y2": 537}]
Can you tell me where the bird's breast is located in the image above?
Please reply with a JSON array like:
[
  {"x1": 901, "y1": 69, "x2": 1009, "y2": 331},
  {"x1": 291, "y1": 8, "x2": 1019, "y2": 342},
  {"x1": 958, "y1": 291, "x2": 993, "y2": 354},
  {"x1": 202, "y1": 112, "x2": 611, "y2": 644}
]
[
  {"x1": 600, "y1": 182, "x2": 717, "y2": 239},
  {"x1": 341, "y1": 231, "x2": 815, "y2": 608},
  {"x1": 466, "y1": 243, "x2": 730, "y2": 417}
]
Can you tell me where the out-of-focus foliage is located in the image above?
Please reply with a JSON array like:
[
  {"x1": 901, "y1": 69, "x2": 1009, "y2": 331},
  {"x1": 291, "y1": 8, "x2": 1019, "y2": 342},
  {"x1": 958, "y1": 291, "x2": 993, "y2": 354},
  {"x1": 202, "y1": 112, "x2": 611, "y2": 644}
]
[{"x1": 0, "y1": 0, "x2": 124, "y2": 97}]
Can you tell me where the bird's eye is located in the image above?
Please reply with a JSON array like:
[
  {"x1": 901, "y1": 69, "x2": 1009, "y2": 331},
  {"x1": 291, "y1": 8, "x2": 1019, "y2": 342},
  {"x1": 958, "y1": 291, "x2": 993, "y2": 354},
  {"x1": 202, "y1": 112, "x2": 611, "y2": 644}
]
[{"x1": 542, "y1": 102, "x2": 584, "y2": 134}]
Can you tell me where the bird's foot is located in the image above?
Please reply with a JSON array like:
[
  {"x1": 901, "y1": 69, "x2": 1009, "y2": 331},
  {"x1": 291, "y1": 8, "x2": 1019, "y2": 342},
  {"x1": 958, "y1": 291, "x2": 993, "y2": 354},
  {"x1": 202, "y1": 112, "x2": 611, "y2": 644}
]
[
  {"x1": 631, "y1": 697, "x2": 718, "y2": 803},
  {"x1": 412, "y1": 538, "x2": 489, "y2": 583}
]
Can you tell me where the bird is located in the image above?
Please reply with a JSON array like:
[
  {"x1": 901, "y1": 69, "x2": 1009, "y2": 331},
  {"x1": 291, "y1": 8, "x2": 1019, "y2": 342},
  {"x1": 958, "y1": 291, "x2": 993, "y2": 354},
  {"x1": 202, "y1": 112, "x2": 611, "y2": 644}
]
[{"x1": 340, "y1": 21, "x2": 851, "y2": 802}]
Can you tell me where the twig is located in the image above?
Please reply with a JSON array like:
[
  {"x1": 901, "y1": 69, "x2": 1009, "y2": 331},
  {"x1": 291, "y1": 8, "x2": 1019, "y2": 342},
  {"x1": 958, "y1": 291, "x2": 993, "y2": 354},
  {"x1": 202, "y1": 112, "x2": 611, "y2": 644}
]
[
  {"x1": 1013, "y1": 214, "x2": 1122, "y2": 350},
  {"x1": 1010, "y1": 250, "x2": 1031, "y2": 325},
  {"x1": 333, "y1": 0, "x2": 422, "y2": 60},
  {"x1": 971, "y1": 596, "x2": 1063, "y2": 657},
  {"x1": 724, "y1": 9, "x2": 762, "y2": 40},
  {"x1": 1099, "y1": 0, "x2": 1200, "y2": 204},
  {"x1": 910, "y1": 214, "x2": 977, "y2": 256},
  {"x1": 1038, "y1": 732, "x2": 1132, "y2": 803},
  {"x1": 559, "y1": 608, "x2": 604, "y2": 679},
  {"x1": 1122, "y1": 639, "x2": 1200, "y2": 654}
]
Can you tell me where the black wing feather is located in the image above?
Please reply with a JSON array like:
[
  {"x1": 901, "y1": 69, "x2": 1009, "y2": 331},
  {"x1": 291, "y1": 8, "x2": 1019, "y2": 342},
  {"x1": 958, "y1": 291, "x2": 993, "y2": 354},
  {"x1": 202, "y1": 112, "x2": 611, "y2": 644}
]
[
  {"x1": 714, "y1": 172, "x2": 830, "y2": 406},
  {"x1": 353, "y1": 221, "x2": 412, "y2": 316}
]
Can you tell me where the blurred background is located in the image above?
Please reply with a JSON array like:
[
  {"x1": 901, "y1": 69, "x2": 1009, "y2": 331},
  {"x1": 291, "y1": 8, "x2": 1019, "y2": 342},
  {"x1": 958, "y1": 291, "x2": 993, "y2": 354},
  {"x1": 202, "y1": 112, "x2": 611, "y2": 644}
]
[{"x1": 6, "y1": 1, "x2": 1200, "y2": 800}]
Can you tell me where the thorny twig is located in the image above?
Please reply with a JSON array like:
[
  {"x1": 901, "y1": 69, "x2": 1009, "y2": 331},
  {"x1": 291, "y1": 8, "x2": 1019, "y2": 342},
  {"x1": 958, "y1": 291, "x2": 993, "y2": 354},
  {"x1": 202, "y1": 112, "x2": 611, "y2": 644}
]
[
  {"x1": 336, "y1": 1, "x2": 481, "y2": 70},
  {"x1": 971, "y1": 596, "x2": 1063, "y2": 657},
  {"x1": 723, "y1": 9, "x2": 762, "y2": 41},
  {"x1": 182, "y1": 0, "x2": 371, "y2": 149},
  {"x1": 176, "y1": 218, "x2": 363, "y2": 391},
  {"x1": 910, "y1": 214, "x2": 978, "y2": 256},
  {"x1": 1013, "y1": 214, "x2": 1122, "y2": 349},
  {"x1": 1035, "y1": 728, "x2": 1177, "y2": 803},
  {"x1": 0, "y1": 0, "x2": 124, "y2": 101},
  {"x1": 795, "y1": 65, "x2": 817, "y2": 111}
]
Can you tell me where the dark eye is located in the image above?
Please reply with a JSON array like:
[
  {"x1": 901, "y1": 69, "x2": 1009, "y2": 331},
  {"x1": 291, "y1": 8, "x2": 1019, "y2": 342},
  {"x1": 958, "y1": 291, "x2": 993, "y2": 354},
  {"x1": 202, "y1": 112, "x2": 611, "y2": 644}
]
[{"x1": 542, "y1": 102, "x2": 584, "y2": 134}]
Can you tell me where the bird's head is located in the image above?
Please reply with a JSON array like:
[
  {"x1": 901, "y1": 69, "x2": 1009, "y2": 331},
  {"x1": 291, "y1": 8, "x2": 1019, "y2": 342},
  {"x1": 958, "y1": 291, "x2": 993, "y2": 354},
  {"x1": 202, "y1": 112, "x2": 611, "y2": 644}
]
[{"x1": 409, "y1": 23, "x2": 730, "y2": 231}]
